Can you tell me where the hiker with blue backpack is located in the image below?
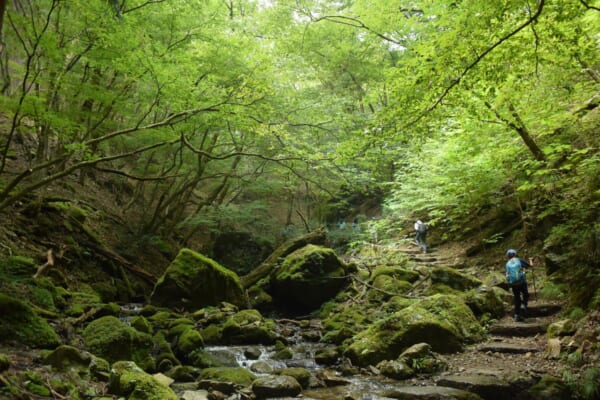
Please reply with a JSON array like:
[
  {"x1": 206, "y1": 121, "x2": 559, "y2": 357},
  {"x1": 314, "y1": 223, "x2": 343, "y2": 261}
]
[{"x1": 505, "y1": 249, "x2": 534, "y2": 322}]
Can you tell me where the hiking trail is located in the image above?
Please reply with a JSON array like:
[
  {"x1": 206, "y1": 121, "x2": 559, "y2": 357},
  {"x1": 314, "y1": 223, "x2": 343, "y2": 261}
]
[{"x1": 389, "y1": 239, "x2": 567, "y2": 399}]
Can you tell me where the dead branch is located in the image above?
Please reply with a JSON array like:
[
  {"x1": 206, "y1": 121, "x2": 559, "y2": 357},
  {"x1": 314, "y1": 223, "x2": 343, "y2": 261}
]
[{"x1": 33, "y1": 246, "x2": 65, "y2": 279}]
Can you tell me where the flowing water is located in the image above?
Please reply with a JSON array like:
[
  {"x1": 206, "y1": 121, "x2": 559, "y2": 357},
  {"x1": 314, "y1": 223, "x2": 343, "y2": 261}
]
[{"x1": 119, "y1": 305, "x2": 405, "y2": 399}]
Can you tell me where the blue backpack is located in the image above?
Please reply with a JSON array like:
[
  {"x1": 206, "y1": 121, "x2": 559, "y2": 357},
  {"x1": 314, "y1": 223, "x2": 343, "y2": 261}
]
[{"x1": 506, "y1": 258, "x2": 525, "y2": 286}]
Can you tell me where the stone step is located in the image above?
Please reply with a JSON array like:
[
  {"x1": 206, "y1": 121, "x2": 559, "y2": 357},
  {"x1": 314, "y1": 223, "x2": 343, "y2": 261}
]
[
  {"x1": 379, "y1": 385, "x2": 484, "y2": 400},
  {"x1": 477, "y1": 342, "x2": 539, "y2": 354},
  {"x1": 523, "y1": 302, "x2": 562, "y2": 318},
  {"x1": 489, "y1": 319, "x2": 549, "y2": 337},
  {"x1": 435, "y1": 373, "x2": 537, "y2": 400}
]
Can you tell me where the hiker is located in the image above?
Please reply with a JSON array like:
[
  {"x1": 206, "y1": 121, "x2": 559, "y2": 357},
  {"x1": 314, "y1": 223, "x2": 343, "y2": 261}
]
[
  {"x1": 505, "y1": 249, "x2": 533, "y2": 322},
  {"x1": 414, "y1": 220, "x2": 428, "y2": 254}
]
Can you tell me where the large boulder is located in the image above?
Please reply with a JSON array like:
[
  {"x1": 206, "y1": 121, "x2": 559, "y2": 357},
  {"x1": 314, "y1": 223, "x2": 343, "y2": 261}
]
[
  {"x1": 83, "y1": 316, "x2": 155, "y2": 371},
  {"x1": 150, "y1": 249, "x2": 246, "y2": 311},
  {"x1": 0, "y1": 294, "x2": 60, "y2": 349},
  {"x1": 344, "y1": 294, "x2": 485, "y2": 366},
  {"x1": 269, "y1": 245, "x2": 349, "y2": 313}
]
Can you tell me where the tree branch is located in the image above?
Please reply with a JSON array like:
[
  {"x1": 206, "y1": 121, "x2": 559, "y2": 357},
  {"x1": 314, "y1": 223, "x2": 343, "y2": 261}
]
[
  {"x1": 411, "y1": 0, "x2": 546, "y2": 125},
  {"x1": 579, "y1": 0, "x2": 600, "y2": 11},
  {"x1": 313, "y1": 15, "x2": 402, "y2": 45}
]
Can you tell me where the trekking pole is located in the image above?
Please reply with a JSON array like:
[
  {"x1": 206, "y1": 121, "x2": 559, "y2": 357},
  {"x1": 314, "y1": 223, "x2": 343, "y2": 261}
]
[{"x1": 529, "y1": 256, "x2": 537, "y2": 301}]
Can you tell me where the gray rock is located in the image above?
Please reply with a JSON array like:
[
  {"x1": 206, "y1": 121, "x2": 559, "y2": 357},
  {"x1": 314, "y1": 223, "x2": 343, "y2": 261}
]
[{"x1": 252, "y1": 375, "x2": 302, "y2": 399}]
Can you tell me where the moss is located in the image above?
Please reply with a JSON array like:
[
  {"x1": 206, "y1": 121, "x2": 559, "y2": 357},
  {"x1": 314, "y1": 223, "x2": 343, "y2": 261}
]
[
  {"x1": 167, "y1": 319, "x2": 194, "y2": 339},
  {"x1": 246, "y1": 285, "x2": 273, "y2": 309},
  {"x1": 279, "y1": 367, "x2": 311, "y2": 388},
  {"x1": 528, "y1": 374, "x2": 573, "y2": 399},
  {"x1": 344, "y1": 294, "x2": 484, "y2": 366},
  {"x1": 152, "y1": 332, "x2": 179, "y2": 372},
  {"x1": 109, "y1": 361, "x2": 178, "y2": 400},
  {"x1": 150, "y1": 248, "x2": 246, "y2": 311},
  {"x1": 221, "y1": 310, "x2": 276, "y2": 345},
  {"x1": 200, "y1": 324, "x2": 223, "y2": 344},
  {"x1": 464, "y1": 288, "x2": 505, "y2": 319},
  {"x1": 198, "y1": 367, "x2": 256, "y2": 386},
  {"x1": 82, "y1": 316, "x2": 155, "y2": 371},
  {"x1": 176, "y1": 327, "x2": 204, "y2": 356},
  {"x1": 48, "y1": 201, "x2": 88, "y2": 223},
  {"x1": 25, "y1": 381, "x2": 52, "y2": 396},
  {"x1": 0, "y1": 353, "x2": 10, "y2": 372},
  {"x1": 371, "y1": 266, "x2": 420, "y2": 283},
  {"x1": 130, "y1": 316, "x2": 153, "y2": 334},
  {"x1": 44, "y1": 345, "x2": 91, "y2": 371},
  {"x1": 429, "y1": 266, "x2": 482, "y2": 291},
  {"x1": 65, "y1": 290, "x2": 103, "y2": 317},
  {"x1": 89, "y1": 356, "x2": 110, "y2": 380},
  {"x1": 1, "y1": 255, "x2": 36, "y2": 277},
  {"x1": 147, "y1": 310, "x2": 175, "y2": 329},
  {"x1": 273, "y1": 346, "x2": 293, "y2": 360},
  {"x1": 28, "y1": 285, "x2": 56, "y2": 311},
  {"x1": 0, "y1": 293, "x2": 60, "y2": 348}
]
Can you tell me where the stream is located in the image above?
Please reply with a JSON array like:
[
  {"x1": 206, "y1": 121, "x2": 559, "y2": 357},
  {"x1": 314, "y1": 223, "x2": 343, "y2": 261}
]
[{"x1": 120, "y1": 304, "x2": 405, "y2": 399}]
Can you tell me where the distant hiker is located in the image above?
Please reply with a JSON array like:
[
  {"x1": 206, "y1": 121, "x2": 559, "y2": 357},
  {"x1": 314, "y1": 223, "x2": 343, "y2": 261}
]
[
  {"x1": 338, "y1": 219, "x2": 346, "y2": 230},
  {"x1": 414, "y1": 220, "x2": 428, "y2": 254},
  {"x1": 505, "y1": 249, "x2": 533, "y2": 322}
]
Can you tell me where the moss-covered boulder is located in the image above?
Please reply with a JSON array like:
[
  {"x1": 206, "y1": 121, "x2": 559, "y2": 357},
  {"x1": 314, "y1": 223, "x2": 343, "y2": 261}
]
[
  {"x1": 221, "y1": 309, "x2": 277, "y2": 345},
  {"x1": 150, "y1": 249, "x2": 246, "y2": 311},
  {"x1": 108, "y1": 361, "x2": 178, "y2": 400},
  {"x1": 269, "y1": 245, "x2": 349, "y2": 313},
  {"x1": 464, "y1": 287, "x2": 506, "y2": 319},
  {"x1": 0, "y1": 294, "x2": 60, "y2": 348},
  {"x1": 430, "y1": 266, "x2": 482, "y2": 291},
  {"x1": 174, "y1": 327, "x2": 204, "y2": 360},
  {"x1": 278, "y1": 367, "x2": 312, "y2": 389},
  {"x1": 44, "y1": 345, "x2": 91, "y2": 371},
  {"x1": 83, "y1": 316, "x2": 155, "y2": 371},
  {"x1": 377, "y1": 359, "x2": 414, "y2": 380},
  {"x1": 344, "y1": 294, "x2": 485, "y2": 366},
  {"x1": 130, "y1": 316, "x2": 153, "y2": 334}
]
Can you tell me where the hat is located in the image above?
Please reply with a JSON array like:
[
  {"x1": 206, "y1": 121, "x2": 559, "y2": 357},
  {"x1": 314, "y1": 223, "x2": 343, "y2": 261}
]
[{"x1": 506, "y1": 249, "x2": 517, "y2": 257}]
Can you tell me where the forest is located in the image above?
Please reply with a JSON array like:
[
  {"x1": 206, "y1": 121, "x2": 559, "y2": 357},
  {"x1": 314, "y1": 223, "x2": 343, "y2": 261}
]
[{"x1": 0, "y1": 0, "x2": 598, "y2": 399}]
